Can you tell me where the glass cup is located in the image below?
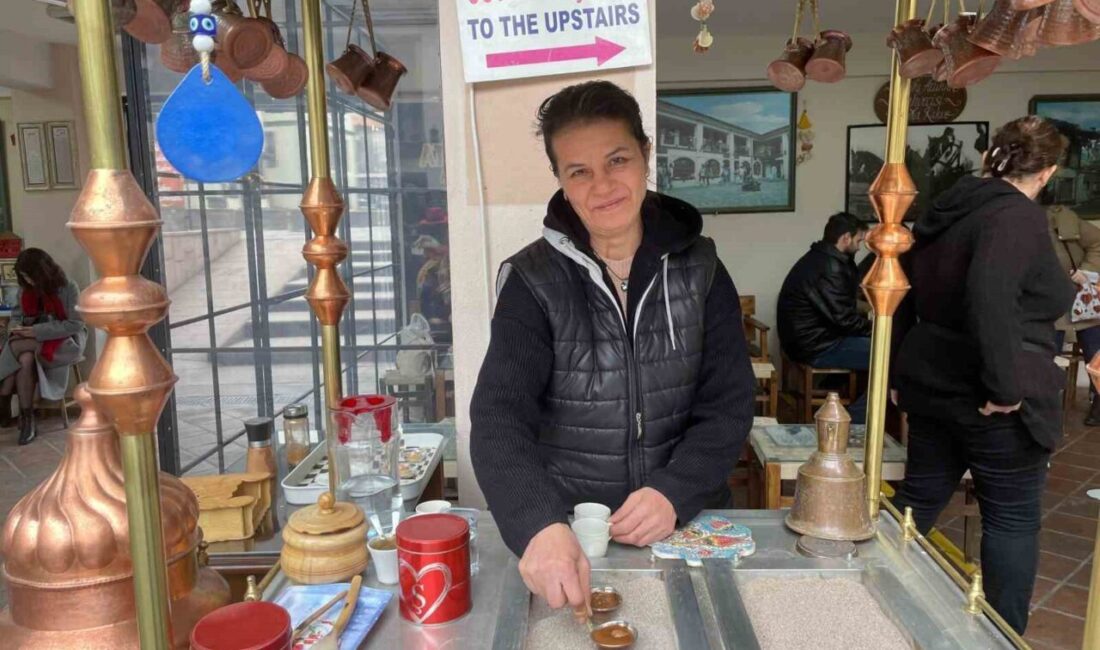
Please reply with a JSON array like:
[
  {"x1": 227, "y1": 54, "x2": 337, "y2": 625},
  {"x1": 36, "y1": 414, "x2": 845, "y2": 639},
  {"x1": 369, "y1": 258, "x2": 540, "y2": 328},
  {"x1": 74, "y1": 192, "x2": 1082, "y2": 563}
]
[{"x1": 449, "y1": 507, "x2": 481, "y2": 575}]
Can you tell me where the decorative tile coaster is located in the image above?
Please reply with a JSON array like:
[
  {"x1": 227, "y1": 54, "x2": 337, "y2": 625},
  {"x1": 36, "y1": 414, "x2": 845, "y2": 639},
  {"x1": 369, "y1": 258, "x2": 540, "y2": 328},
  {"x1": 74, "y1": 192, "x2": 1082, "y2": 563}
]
[{"x1": 651, "y1": 514, "x2": 755, "y2": 566}]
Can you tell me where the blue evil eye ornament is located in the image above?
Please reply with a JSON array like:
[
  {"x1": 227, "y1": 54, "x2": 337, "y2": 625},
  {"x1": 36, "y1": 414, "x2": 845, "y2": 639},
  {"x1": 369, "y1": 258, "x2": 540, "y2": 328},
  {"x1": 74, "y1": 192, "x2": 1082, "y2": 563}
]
[{"x1": 155, "y1": 0, "x2": 263, "y2": 183}]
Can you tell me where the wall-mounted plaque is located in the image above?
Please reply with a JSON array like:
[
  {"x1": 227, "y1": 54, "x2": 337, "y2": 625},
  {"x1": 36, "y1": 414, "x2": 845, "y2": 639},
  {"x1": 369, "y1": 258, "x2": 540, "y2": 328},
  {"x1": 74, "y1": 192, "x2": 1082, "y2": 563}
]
[{"x1": 874, "y1": 78, "x2": 967, "y2": 125}]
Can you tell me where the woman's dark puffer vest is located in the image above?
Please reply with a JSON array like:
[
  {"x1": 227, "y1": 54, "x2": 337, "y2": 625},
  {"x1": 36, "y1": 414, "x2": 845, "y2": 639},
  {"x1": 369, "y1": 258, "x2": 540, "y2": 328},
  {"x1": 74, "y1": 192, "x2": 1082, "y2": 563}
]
[{"x1": 497, "y1": 197, "x2": 718, "y2": 509}]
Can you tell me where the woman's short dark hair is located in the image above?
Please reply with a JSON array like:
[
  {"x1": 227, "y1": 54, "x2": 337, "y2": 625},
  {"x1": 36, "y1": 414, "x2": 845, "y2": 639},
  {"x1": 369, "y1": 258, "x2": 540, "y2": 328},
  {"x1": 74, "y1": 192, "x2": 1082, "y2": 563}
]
[
  {"x1": 536, "y1": 80, "x2": 650, "y2": 175},
  {"x1": 14, "y1": 248, "x2": 67, "y2": 294},
  {"x1": 984, "y1": 116, "x2": 1067, "y2": 180}
]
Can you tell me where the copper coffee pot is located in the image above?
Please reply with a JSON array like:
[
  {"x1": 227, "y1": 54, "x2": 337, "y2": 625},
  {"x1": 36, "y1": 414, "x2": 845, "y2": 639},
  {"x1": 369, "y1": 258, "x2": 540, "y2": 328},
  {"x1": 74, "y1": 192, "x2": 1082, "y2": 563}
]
[
  {"x1": 1076, "y1": 0, "x2": 1100, "y2": 23},
  {"x1": 357, "y1": 51, "x2": 407, "y2": 111},
  {"x1": 263, "y1": 53, "x2": 309, "y2": 99},
  {"x1": 243, "y1": 17, "x2": 291, "y2": 81},
  {"x1": 161, "y1": 10, "x2": 200, "y2": 74},
  {"x1": 805, "y1": 30, "x2": 853, "y2": 83},
  {"x1": 213, "y1": 51, "x2": 246, "y2": 83},
  {"x1": 327, "y1": 44, "x2": 375, "y2": 95},
  {"x1": 123, "y1": 0, "x2": 172, "y2": 44},
  {"x1": 0, "y1": 386, "x2": 231, "y2": 648},
  {"x1": 785, "y1": 393, "x2": 876, "y2": 542},
  {"x1": 969, "y1": 0, "x2": 1039, "y2": 59},
  {"x1": 1039, "y1": 0, "x2": 1100, "y2": 44},
  {"x1": 767, "y1": 38, "x2": 815, "y2": 91},
  {"x1": 888, "y1": 18, "x2": 944, "y2": 78},
  {"x1": 933, "y1": 13, "x2": 1002, "y2": 88},
  {"x1": 1018, "y1": 9, "x2": 1047, "y2": 54},
  {"x1": 212, "y1": 0, "x2": 274, "y2": 70}
]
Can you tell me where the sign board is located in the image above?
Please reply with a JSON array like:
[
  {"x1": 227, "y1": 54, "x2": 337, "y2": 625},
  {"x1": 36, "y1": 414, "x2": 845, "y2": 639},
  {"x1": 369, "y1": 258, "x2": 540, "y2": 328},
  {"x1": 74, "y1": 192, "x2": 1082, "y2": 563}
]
[
  {"x1": 874, "y1": 78, "x2": 967, "y2": 125},
  {"x1": 455, "y1": 0, "x2": 653, "y2": 83}
]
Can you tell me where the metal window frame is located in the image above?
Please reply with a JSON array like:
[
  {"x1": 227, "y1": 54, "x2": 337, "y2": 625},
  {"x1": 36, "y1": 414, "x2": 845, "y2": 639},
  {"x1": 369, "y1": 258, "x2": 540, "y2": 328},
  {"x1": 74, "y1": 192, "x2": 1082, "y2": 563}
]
[{"x1": 120, "y1": 0, "x2": 443, "y2": 475}]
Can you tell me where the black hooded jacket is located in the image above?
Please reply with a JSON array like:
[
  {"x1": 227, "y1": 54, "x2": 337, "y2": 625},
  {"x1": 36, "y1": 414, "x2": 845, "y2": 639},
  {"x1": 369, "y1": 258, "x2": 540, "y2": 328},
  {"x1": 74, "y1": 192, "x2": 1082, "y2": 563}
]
[
  {"x1": 893, "y1": 176, "x2": 1075, "y2": 449},
  {"x1": 776, "y1": 241, "x2": 872, "y2": 363},
  {"x1": 470, "y1": 191, "x2": 755, "y2": 556}
]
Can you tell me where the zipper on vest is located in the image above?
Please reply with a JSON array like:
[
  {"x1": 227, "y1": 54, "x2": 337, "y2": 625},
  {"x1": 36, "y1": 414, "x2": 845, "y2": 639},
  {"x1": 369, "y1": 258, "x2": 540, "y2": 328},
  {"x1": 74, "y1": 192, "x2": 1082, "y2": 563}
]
[{"x1": 635, "y1": 412, "x2": 643, "y2": 440}]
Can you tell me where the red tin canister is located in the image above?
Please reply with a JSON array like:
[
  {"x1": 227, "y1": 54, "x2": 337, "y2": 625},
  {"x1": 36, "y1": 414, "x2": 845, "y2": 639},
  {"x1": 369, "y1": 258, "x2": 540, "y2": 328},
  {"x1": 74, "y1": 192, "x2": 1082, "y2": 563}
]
[
  {"x1": 190, "y1": 601, "x2": 291, "y2": 650},
  {"x1": 396, "y1": 513, "x2": 471, "y2": 625}
]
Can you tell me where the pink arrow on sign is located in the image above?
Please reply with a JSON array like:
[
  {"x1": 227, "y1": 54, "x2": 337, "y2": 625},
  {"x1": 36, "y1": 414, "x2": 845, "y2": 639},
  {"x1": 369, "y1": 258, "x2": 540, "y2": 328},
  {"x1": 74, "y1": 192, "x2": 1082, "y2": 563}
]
[{"x1": 486, "y1": 37, "x2": 626, "y2": 69}]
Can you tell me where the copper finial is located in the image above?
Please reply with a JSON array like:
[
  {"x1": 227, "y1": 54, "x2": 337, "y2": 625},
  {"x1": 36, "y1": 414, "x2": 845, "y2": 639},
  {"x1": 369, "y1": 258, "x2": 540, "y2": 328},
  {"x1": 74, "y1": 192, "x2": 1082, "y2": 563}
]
[{"x1": 0, "y1": 385, "x2": 230, "y2": 648}]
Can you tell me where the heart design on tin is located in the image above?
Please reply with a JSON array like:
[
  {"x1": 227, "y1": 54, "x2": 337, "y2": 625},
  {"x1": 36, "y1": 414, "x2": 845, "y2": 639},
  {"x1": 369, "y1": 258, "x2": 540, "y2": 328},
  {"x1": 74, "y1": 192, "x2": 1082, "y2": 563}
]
[{"x1": 398, "y1": 559, "x2": 453, "y2": 624}]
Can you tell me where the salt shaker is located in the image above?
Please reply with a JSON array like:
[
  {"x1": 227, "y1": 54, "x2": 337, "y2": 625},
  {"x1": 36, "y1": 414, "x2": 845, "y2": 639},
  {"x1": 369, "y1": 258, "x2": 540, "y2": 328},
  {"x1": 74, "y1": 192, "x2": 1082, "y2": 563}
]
[{"x1": 282, "y1": 403, "x2": 311, "y2": 469}]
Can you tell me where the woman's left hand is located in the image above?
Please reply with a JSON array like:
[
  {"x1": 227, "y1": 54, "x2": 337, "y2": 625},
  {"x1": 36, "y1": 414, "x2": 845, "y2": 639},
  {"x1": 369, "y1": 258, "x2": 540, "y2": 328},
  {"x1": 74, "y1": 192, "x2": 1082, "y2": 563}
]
[
  {"x1": 609, "y1": 487, "x2": 676, "y2": 547},
  {"x1": 1071, "y1": 270, "x2": 1089, "y2": 285}
]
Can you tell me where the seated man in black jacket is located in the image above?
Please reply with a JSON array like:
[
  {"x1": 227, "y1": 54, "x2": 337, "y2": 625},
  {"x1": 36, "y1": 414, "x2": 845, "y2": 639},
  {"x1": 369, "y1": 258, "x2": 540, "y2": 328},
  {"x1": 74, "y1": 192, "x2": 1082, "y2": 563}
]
[{"x1": 777, "y1": 212, "x2": 872, "y2": 418}]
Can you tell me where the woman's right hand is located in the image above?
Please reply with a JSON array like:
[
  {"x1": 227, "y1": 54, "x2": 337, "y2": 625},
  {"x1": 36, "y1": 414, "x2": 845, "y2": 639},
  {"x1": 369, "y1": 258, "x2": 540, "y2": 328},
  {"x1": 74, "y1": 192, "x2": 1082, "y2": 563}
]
[
  {"x1": 1071, "y1": 270, "x2": 1089, "y2": 285},
  {"x1": 979, "y1": 401, "x2": 1021, "y2": 416},
  {"x1": 518, "y1": 523, "x2": 591, "y2": 614}
]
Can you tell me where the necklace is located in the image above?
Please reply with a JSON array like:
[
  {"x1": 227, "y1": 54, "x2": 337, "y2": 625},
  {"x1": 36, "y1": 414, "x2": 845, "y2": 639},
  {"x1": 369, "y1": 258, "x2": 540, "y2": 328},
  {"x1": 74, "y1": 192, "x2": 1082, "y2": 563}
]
[{"x1": 603, "y1": 264, "x2": 629, "y2": 292}]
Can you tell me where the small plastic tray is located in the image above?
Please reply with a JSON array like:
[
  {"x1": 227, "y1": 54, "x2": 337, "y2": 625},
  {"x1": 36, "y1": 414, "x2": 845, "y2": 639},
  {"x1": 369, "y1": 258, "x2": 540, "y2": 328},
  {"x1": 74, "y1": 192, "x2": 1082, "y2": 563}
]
[{"x1": 280, "y1": 432, "x2": 444, "y2": 506}]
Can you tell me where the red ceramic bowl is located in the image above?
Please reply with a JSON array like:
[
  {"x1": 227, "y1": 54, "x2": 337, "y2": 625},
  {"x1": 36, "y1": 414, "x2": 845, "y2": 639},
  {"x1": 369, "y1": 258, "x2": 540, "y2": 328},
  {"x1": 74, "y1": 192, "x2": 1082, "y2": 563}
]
[{"x1": 190, "y1": 601, "x2": 292, "y2": 650}]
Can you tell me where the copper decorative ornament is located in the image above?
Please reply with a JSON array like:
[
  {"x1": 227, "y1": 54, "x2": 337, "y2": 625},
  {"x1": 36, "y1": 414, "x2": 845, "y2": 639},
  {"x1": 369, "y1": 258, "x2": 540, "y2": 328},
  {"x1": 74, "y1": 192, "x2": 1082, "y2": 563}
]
[
  {"x1": 299, "y1": 178, "x2": 351, "y2": 325},
  {"x1": 933, "y1": 13, "x2": 1002, "y2": 88},
  {"x1": 1039, "y1": 0, "x2": 1100, "y2": 43},
  {"x1": 805, "y1": 30, "x2": 853, "y2": 83},
  {"x1": 0, "y1": 387, "x2": 231, "y2": 649},
  {"x1": 969, "y1": 0, "x2": 1037, "y2": 59},
  {"x1": 356, "y1": 51, "x2": 407, "y2": 111},
  {"x1": 888, "y1": 18, "x2": 944, "y2": 78},
  {"x1": 767, "y1": 38, "x2": 815, "y2": 92},
  {"x1": 785, "y1": 393, "x2": 876, "y2": 541}
]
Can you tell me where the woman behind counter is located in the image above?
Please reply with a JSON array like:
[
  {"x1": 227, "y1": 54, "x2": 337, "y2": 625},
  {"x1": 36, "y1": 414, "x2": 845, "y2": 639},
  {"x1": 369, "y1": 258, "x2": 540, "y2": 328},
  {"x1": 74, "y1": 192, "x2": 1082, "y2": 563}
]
[
  {"x1": 0, "y1": 249, "x2": 86, "y2": 445},
  {"x1": 470, "y1": 81, "x2": 755, "y2": 613},
  {"x1": 893, "y1": 117, "x2": 1073, "y2": 634}
]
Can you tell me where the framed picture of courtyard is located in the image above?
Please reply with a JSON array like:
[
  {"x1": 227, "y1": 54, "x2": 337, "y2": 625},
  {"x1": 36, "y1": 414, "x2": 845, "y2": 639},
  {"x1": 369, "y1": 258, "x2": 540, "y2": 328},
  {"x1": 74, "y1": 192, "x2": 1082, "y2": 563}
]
[
  {"x1": 656, "y1": 87, "x2": 797, "y2": 214},
  {"x1": 845, "y1": 121, "x2": 989, "y2": 222},
  {"x1": 1029, "y1": 95, "x2": 1100, "y2": 219}
]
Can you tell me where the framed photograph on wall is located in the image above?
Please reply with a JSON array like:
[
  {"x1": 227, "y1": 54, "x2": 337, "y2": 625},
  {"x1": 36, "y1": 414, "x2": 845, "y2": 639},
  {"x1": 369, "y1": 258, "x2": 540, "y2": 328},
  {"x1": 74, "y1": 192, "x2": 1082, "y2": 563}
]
[
  {"x1": 846, "y1": 121, "x2": 989, "y2": 222},
  {"x1": 16, "y1": 123, "x2": 50, "y2": 192},
  {"x1": 46, "y1": 121, "x2": 79, "y2": 189},
  {"x1": 1029, "y1": 94, "x2": 1100, "y2": 219},
  {"x1": 0, "y1": 260, "x2": 17, "y2": 286},
  {"x1": 656, "y1": 87, "x2": 797, "y2": 214}
]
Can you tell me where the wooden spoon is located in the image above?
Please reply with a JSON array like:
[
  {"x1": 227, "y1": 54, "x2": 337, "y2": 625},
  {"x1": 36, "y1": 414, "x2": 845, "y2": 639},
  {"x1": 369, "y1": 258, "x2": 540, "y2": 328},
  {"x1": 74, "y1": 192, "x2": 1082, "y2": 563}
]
[{"x1": 313, "y1": 575, "x2": 362, "y2": 650}]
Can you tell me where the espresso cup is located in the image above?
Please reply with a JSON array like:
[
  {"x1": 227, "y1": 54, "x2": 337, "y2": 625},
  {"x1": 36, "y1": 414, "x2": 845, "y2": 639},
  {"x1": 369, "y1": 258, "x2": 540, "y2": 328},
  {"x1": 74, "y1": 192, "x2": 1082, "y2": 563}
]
[
  {"x1": 574, "y1": 502, "x2": 611, "y2": 522},
  {"x1": 415, "y1": 500, "x2": 452, "y2": 515},
  {"x1": 368, "y1": 534, "x2": 398, "y2": 585},
  {"x1": 571, "y1": 517, "x2": 611, "y2": 559}
]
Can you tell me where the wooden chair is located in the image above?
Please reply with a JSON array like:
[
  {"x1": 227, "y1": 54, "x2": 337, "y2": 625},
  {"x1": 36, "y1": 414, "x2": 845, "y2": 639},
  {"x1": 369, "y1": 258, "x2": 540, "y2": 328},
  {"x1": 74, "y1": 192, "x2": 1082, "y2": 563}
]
[
  {"x1": 1059, "y1": 341, "x2": 1083, "y2": 409},
  {"x1": 753, "y1": 362, "x2": 778, "y2": 418},
  {"x1": 781, "y1": 352, "x2": 858, "y2": 423},
  {"x1": 739, "y1": 296, "x2": 771, "y2": 362}
]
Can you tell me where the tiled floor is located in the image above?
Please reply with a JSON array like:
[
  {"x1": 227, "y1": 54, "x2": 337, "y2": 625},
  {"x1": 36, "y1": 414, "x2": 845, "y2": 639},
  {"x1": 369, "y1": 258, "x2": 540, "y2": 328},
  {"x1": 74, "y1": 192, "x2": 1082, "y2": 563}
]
[{"x1": 1, "y1": 401, "x2": 1098, "y2": 646}]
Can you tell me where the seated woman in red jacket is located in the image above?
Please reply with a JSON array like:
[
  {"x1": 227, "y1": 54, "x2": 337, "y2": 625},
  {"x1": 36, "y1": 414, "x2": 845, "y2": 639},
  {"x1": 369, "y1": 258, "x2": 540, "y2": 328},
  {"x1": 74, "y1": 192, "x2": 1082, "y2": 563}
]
[{"x1": 0, "y1": 248, "x2": 86, "y2": 445}]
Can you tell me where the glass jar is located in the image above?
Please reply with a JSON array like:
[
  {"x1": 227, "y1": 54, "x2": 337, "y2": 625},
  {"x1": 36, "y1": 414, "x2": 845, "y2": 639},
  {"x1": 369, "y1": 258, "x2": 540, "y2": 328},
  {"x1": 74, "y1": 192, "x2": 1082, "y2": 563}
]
[
  {"x1": 282, "y1": 403, "x2": 311, "y2": 469},
  {"x1": 331, "y1": 395, "x2": 404, "y2": 533}
]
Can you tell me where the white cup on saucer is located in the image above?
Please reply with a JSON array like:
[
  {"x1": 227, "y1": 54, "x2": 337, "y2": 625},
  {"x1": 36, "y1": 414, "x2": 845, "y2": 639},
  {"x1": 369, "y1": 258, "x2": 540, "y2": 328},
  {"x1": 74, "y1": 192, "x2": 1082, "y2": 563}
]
[{"x1": 415, "y1": 500, "x2": 452, "y2": 515}]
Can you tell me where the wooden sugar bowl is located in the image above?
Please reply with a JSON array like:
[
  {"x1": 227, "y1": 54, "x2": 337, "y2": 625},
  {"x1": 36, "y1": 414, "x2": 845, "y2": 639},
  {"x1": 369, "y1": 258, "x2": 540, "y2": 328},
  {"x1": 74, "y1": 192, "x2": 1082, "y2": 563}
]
[{"x1": 281, "y1": 492, "x2": 369, "y2": 584}]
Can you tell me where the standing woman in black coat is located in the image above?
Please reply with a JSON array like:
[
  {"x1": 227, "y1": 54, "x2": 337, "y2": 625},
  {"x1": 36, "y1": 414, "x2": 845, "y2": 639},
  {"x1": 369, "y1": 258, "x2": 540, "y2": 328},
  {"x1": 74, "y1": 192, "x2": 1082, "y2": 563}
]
[{"x1": 893, "y1": 116, "x2": 1074, "y2": 634}]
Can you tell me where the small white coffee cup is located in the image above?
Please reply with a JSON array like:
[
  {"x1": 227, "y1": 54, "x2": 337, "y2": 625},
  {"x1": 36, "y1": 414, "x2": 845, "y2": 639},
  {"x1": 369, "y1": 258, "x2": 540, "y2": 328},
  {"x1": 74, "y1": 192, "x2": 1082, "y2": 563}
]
[
  {"x1": 415, "y1": 500, "x2": 452, "y2": 515},
  {"x1": 571, "y1": 517, "x2": 611, "y2": 558},
  {"x1": 574, "y1": 502, "x2": 611, "y2": 522},
  {"x1": 368, "y1": 535, "x2": 399, "y2": 585}
]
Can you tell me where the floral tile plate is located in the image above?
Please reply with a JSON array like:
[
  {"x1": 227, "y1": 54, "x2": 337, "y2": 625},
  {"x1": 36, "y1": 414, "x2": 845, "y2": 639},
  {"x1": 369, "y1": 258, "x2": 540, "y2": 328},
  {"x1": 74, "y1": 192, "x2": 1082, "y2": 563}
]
[{"x1": 650, "y1": 514, "x2": 755, "y2": 567}]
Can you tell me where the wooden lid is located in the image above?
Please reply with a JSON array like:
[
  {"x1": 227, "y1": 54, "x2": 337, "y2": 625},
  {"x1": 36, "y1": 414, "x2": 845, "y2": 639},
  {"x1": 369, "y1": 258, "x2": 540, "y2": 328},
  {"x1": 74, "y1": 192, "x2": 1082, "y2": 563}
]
[{"x1": 287, "y1": 492, "x2": 364, "y2": 536}]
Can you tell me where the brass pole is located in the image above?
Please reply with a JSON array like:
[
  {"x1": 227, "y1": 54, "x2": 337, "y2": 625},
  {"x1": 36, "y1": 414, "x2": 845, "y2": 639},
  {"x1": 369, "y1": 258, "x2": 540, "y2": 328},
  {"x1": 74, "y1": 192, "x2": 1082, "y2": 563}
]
[
  {"x1": 299, "y1": 0, "x2": 351, "y2": 493},
  {"x1": 1082, "y1": 359, "x2": 1100, "y2": 650},
  {"x1": 70, "y1": 1, "x2": 177, "y2": 648},
  {"x1": 861, "y1": 0, "x2": 918, "y2": 520}
]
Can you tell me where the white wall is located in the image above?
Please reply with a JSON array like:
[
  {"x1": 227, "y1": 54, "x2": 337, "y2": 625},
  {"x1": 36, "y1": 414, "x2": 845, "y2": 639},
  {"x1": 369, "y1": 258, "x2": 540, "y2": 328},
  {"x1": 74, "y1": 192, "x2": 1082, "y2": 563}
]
[
  {"x1": 441, "y1": 1, "x2": 658, "y2": 507},
  {"x1": 658, "y1": 34, "x2": 1100, "y2": 361}
]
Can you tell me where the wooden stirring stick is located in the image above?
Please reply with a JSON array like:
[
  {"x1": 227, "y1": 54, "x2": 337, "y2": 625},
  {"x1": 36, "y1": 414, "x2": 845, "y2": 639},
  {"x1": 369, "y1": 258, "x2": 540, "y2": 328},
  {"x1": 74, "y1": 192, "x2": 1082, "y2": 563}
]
[
  {"x1": 290, "y1": 589, "x2": 349, "y2": 642},
  {"x1": 313, "y1": 575, "x2": 363, "y2": 650}
]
